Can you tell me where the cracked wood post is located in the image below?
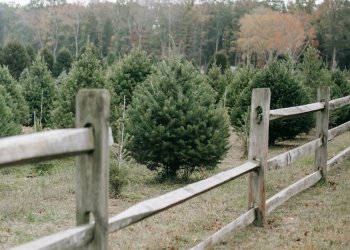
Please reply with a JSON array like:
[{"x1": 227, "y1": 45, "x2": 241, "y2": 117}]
[
  {"x1": 315, "y1": 86, "x2": 330, "y2": 181},
  {"x1": 76, "y1": 89, "x2": 110, "y2": 249},
  {"x1": 248, "y1": 88, "x2": 270, "y2": 226}
]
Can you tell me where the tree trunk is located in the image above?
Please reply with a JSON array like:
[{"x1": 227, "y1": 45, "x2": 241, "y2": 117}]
[{"x1": 332, "y1": 47, "x2": 337, "y2": 71}]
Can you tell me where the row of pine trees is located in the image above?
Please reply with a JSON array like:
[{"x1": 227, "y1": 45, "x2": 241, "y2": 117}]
[{"x1": 1, "y1": 44, "x2": 350, "y2": 178}]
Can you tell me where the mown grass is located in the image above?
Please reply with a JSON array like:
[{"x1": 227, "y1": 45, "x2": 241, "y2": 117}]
[{"x1": 0, "y1": 131, "x2": 349, "y2": 249}]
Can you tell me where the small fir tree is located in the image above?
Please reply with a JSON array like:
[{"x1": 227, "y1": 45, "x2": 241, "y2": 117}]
[
  {"x1": 231, "y1": 61, "x2": 313, "y2": 144},
  {"x1": 0, "y1": 66, "x2": 29, "y2": 125},
  {"x1": 126, "y1": 57, "x2": 230, "y2": 178},
  {"x1": 0, "y1": 86, "x2": 21, "y2": 137},
  {"x1": 2, "y1": 40, "x2": 30, "y2": 80},
  {"x1": 298, "y1": 47, "x2": 331, "y2": 96},
  {"x1": 107, "y1": 49, "x2": 152, "y2": 106},
  {"x1": 207, "y1": 52, "x2": 229, "y2": 73},
  {"x1": 40, "y1": 48, "x2": 54, "y2": 73},
  {"x1": 206, "y1": 64, "x2": 226, "y2": 104},
  {"x1": 107, "y1": 49, "x2": 153, "y2": 142},
  {"x1": 26, "y1": 44, "x2": 36, "y2": 64},
  {"x1": 329, "y1": 69, "x2": 350, "y2": 126},
  {"x1": 53, "y1": 48, "x2": 73, "y2": 77},
  {"x1": 23, "y1": 56, "x2": 56, "y2": 127},
  {"x1": 51, "y1": 45, "x2": 107, "y2": 128}
]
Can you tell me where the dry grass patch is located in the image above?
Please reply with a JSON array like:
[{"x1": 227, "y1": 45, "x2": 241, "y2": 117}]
[{"x1": 0, "y1": 131, "x2": 349, "y2": 249}]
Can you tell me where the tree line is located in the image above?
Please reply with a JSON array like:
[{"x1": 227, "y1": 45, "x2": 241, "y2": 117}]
[
  {"x1": 0, "y1": 44, "x2": 349, "y2": 179},
  {"x1": 0, "y1": 0, "x2": 350, "y2": 69}
]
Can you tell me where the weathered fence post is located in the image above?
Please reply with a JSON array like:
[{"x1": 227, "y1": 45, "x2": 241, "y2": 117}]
[
  {"x1": 315, "y1": 86, "x2": 330, "y2": 181},
  {"x1": 76, "y1": 89, "x2": 110, "y2": 249},
  {"x1": 248, "y1": 88, "x2": 271, "y2": 226}
]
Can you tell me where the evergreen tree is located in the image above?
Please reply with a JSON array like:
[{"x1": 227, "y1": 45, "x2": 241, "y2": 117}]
[
  {"x1": 40, "y1": 48, "x2": 54, "y2": 73},
  {"x1": 0, "y1": 66, "x2": 29, "y2": 125},
  {"x1": 231, "y1": 61, "x2": 313, "y2": 144},
  {"x1": 298, "y1": 47, "x2": 331, "y2": 96},
  {"x1": 329, "y1": 69, "x2": 350, "y2": 127},
  {"x1": 126, "y1": 57, "x2": 230, "y2": 178},
  {"x1": 26, "y1": 44, "x2": 36, "y2": 64},
  {"x1": 2, "y1": 40, "x2": 30, "y2": 80},
  {"x1": 53, "y1": 48, "x2": 73, "y2": 77},
  {"x1": 23, "y1": 56, "x2": 56, "y2": 127},
  {"x1": 107, "y1": 49, "x2": 152, "y2": 107},
  {"x1": 51, "y1": 45, "x2": 107, "y2": 128},
  {"x1": 206, "y1": 64, "x2": 227, "y2": 103},
  {"x1": 207, "y1": 52, "x2": 229, "y2": 73},
  {"x1": 0, "y1": 86, "x2": 21, "y2": 137},
  {"x1": 102, "y1": 18, "x2": 113, "y2": 57}
]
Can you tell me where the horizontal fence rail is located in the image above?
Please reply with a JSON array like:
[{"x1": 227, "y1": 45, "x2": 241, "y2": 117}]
[
  {"x1": 327, "y1": 146, "x2": 350, "y2": 172},
  {"x1": 269, "y1": 102, "x2": 324, "y2": 121},
  {"x1": 10, "y1": 224, "x2": 94, "y2": 250},
  {"x1": 268, "y1": 138, "x2": 322, "y2": 170},
  {"x1": 328, "y1": 121, "x2": 350, "y2": 141},
  {"x1": 0, "y1": 128, "x2": 94, "y2": 168},
  {"x1": 191, "y1": 208, "x2": 256, "y2": 250},
  {"x1": 329, "y1": 95, "x2": 350, "y2": 111},
  {"x1": 108, "y1": 161, "x2": 259, "y2": 233},
  {"x1": 266, "y1": 171, "x2": 322, "y2": 214}
]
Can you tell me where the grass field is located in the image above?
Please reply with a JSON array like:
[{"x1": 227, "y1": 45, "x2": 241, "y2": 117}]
[{"x1": 0, "y1": 130, "x2": 349, "y2": 249}]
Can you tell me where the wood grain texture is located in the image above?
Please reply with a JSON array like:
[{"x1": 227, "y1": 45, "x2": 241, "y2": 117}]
[
  {"x1": 108, "y1": 161, "x2": 258, "y2": 233},
  {"x1": 267, "y1": 138, "x2": 322, "y2": 170},
  {"x1": 10, "y1": 224, "x2": 94, "y2": 250},
  {"x1": 329, "y1": 95, "x2": 350, "y2": 111},
  {"x1": 327, "y1": 146, "x2": 350, "y2": 172},
  {"x1": 190, "y1": 209, "x2": 255, "y2": 250},
  {"x1": 248, "y1": 88, "x2": 270, "y2": 226},
  {"x1": 328, "y1": 121, "x2": 350, "y2": 141},
  {"x1": 0, "y1": 128, "x2": 94, "y2": 169},
  {"x1": 266, "y1": 171, "x2": 322, "y2": 214},
  {"x1": 76, "y1": 89, "x2": 110, "y2": 250},
  {"x1": 315, "y1": 87, "x2": 330, "y2": 180},
  {"x1": 269, "y1": 102, "x2": 324, "y2": 121}
]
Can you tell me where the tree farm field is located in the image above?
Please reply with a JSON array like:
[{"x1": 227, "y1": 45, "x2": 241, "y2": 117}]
[{"x1": 0, "y1": 130, "x2": 350, "y2": 249}]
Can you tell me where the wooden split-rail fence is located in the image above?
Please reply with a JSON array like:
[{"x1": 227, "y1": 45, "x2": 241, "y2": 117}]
[{"x1": 1, "y1": 87, "x2": 350, "y2": 249}]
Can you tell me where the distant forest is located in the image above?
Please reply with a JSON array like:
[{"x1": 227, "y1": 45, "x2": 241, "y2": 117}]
[{"x1": 0, "y1": 0, "x2": 349, "y2": 69}]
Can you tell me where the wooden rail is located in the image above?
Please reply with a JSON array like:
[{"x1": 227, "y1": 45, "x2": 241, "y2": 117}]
[
  {"x1": 267, "y1": 138, "x2": 322, "y2": 170},
  {"x1": 329, "y1": 95, "x2": 350, "y2": 110},
  {"x1": 269, "y1": 102, "x2": 324, "y2": 120},
  {"x1": 108, "y1": 161, "x2": 258, "y2": 233},
  {"x1": 4, "y1": 87, "x2": 350, "y2": 250},
  {"x1": 328, "y1": 121, "x2": 350, "y2": 141},
  {"x1": 0, "y1": 128, "x2": 94, "y2": 168}
]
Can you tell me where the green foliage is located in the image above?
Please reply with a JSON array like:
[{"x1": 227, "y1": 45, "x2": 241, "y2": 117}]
[
  {"x1": 206, "y1": 65, "x2": 232, "y2": 103},
  {"x1": 329, "y1": 69, "x2": 350, "y2": 127},
  {"x1": 51, "y1": 45, "x2": 107, "y2": 128},
  {"x1": 109, "y1": 157, "x2": 128, "y2": 198},
  {"x1": 0, "y1": 86, "x2": 21, "y2": 137},
  {"x1": 0, "y1": 66, "x2": 29, "y2": 125},
  {"x1": 78, "y1": 44, "x2": 100, "y2": 60},
  {"x1": 2, "y1": 40, "x2": 30, "y2": 80},
  {"x1": 108, "y1": 49, "x2": 152, "y2": 106},
  {"x1": 126, "y1": 57, "x2": 230, "y2": 178},
  {"x1": 226, "y1": 64, "x2": 258, "y2": 109},
  {"x1": 31, "y1": 162, "x2": 54, "y2": 176},
  {"x1": 53, "y1": 48, "x2": 73, "y2": 77},
  {"x1": 40, "y1": 48, "x2": 54, "y2": 73},
  {"x1": 102, "y1": 18, "x2": 113, "y2": 57},
  {"x1": 26, "y1": 44, "x2": 36, "y2": 64},
  {"x1": 231, "y1": 61, "x2": 314, "y2": 144},
  {"x1": 207, "y1": 52, "x2": 229, "y2": 73},
  {"x1": 23, "y1": 56, "x2": 56, "y2": 127},
  {"x1": 298, "y1": 47, "x2": 331, "y2": 96}
]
